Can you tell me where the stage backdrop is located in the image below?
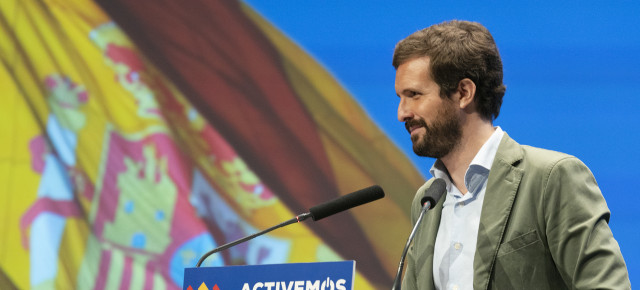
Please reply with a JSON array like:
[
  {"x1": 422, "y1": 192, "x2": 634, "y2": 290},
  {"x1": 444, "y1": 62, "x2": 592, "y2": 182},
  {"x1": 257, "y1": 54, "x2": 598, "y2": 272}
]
[{"x1": 0, "y1": 0, "x2": 637, "y2": 289}]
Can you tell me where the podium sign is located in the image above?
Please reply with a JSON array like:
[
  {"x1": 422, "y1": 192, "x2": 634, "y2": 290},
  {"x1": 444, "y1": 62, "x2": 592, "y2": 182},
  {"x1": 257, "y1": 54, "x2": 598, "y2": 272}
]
[{"x1": 184, "y1": 261, "x2": 355, "y2": 290}]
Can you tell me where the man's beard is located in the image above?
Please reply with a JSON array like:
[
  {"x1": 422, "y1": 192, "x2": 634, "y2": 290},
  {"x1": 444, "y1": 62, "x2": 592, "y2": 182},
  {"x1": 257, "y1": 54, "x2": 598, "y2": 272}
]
[{"x1": 405, "y1": 103, "x2": 462, "y2": 159}]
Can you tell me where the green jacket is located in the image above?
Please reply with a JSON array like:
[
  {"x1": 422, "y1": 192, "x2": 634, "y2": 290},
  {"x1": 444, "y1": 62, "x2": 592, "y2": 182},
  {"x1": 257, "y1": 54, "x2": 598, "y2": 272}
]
[{"x1": 402, "y1": 133, "x2": 630, "y2": 289}]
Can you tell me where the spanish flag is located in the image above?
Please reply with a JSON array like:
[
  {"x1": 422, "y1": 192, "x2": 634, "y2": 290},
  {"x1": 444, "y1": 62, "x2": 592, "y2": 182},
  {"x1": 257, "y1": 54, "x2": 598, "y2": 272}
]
[{"x1": 0, "y1": 0, "x2": 424, "y2": 289}]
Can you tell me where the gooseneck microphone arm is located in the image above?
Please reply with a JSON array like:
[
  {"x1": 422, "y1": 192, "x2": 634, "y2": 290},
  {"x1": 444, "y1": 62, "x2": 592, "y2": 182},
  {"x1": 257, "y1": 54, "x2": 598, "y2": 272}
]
[
  {"x1": 391, "y1": 178, "x2": 446, "y2": 290},
  {"x1": 196, "y1": 212, "x2": 312, "y2": 267},
  {"x1": 195, "y1": 185, "x2": 385, "y2": 267},
  {"x1": 391, "y1": 200, "x2": 432, "y2": 290}
]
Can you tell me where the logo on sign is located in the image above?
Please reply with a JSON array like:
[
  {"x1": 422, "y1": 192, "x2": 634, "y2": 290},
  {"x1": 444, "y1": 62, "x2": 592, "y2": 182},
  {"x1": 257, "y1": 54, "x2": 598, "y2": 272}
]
[
  {"x1": 241, "y1": 277, "x2": 347, "y2": 290},
  {"x1": 185, "y1": 282, "x2": 221, "y2": 290}
]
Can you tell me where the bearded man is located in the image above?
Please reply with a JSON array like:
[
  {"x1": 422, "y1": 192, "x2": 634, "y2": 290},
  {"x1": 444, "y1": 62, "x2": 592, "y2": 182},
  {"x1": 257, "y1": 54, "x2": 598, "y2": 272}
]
[{"x1": 393, "y1": 20, "x2": 630, "y2": 289}]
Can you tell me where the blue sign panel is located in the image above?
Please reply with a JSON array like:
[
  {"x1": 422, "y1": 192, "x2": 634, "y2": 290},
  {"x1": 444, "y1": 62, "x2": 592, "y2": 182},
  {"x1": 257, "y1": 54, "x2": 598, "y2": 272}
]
[{"x1": 184, "y1": 261, "x2": 355, "y2": 290}]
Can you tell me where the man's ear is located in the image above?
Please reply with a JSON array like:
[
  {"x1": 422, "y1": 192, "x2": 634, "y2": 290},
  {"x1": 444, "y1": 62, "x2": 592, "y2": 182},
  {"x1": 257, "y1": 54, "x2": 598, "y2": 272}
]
[{"x1": 457, "y1": 78, "x2": 477, "y2": 110}]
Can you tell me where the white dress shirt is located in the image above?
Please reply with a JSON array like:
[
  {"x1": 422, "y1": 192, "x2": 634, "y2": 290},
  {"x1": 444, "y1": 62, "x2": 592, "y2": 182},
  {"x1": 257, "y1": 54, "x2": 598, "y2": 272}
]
[{"x1": 431, "y1": 127, "x2": 504, "y2": 290}]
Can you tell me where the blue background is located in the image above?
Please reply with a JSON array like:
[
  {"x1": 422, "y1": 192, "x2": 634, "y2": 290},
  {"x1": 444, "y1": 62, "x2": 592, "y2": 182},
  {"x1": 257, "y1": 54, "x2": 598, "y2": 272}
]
[{"x1": 243, "y1": 0, "x2": 639, "y2": 285}]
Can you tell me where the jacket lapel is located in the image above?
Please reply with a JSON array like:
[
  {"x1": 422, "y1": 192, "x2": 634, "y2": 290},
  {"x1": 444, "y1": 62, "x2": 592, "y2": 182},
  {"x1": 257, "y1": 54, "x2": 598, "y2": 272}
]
[{"x1": 473, "y1": 133, "x2": 525, "y2": 290}]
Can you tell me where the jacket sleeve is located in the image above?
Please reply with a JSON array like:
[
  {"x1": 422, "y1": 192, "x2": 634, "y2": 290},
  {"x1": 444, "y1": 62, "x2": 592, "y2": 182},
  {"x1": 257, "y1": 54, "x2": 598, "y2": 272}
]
[{"x1": 543, "y1": 157, "x2": 630, "y2": 289}]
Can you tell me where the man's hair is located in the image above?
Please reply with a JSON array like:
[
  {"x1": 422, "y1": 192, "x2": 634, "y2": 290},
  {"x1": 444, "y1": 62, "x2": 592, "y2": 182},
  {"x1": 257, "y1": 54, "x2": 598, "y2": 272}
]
[{"x1": 392, "y1": 20, "x2": 506, "y2": 121}]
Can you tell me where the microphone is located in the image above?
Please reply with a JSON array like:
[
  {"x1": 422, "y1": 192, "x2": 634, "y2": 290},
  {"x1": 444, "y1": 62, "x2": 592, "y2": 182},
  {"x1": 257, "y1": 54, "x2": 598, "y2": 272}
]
[
  {"x1": 391, "y1": 178, "x2": 446, "y2": 290},
  {"x1": 420, "y1": 179, "x2": 445, "y2": 210},
  {"x1": 195, "y1": 185, "x2": 385, "y2": 267},
  {"x1": 309, "y1": 185, "x2": 385, "y2": 221}
]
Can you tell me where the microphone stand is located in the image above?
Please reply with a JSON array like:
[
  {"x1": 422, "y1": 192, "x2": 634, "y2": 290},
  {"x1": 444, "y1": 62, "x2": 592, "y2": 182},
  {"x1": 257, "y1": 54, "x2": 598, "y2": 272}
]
[
  {"x1": 194, "y1": 184, "x2": 385, "y2": 267},
  {"x1": 196, "y1": 213, "x2": 312, "y2": 267},
  {"x1": 391, "y1": 201, "x2": 432, "y2": 290}
]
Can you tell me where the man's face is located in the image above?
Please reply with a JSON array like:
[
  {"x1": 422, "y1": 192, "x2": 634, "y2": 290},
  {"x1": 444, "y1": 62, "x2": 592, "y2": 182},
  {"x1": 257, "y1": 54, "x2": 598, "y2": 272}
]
[{"x1": 395, "y1": 56, "x2": 461, "y2": 158}]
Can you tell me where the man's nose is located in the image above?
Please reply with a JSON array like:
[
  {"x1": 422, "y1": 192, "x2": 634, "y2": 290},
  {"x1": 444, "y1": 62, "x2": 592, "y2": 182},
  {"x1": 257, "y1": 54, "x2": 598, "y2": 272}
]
[{"x1": 397, "y1": 98, "x2": 414, "y2": 122}]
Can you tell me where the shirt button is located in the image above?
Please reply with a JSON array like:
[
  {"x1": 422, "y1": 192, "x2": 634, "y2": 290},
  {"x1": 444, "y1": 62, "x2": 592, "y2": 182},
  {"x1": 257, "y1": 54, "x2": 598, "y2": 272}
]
[
  {"x1": 454, "y1": 242, "x2": 462, "y2": 250},
  {"x1": 452, "y1": 285, "x2": 459, "y2": 290}
]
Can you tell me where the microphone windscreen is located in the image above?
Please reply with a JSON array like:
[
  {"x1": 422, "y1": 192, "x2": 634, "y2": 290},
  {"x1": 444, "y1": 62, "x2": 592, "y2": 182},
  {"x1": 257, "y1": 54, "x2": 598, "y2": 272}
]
[
  {"x1": 420, "y1": 178, "x2": 446, "y2": 209},
  {"x1": 309, "y1": 185, "x2": 385, "y2": 221}
]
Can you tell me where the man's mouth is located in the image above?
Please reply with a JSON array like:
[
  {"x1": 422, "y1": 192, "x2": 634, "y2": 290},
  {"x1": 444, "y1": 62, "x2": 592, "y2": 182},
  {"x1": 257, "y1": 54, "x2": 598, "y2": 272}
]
[
  {"x1": 405, "y1": 119, "x2": 426, "y2": 135},
  {"x1": 409, "y1": 125, "x2": 422, "y2": 134}
]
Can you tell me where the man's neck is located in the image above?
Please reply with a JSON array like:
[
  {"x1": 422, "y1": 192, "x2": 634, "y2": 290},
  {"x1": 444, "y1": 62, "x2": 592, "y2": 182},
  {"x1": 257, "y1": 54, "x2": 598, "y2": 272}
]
[{"x1": 440, "y1": 120, "x2": 495, "y2": 194}]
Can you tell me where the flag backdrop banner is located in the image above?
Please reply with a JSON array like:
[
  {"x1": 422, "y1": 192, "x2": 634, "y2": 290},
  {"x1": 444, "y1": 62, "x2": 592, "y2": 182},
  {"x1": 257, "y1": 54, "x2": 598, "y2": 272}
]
[{"x1": 0, "y1": 0, "x2": 424, "y2": 289}]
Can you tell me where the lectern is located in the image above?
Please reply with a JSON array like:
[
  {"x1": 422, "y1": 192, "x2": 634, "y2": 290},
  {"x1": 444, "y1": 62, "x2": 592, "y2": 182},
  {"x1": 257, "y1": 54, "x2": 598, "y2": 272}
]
[{"x1": 184, "y1": 261, "x2": 355, "y2": 290}]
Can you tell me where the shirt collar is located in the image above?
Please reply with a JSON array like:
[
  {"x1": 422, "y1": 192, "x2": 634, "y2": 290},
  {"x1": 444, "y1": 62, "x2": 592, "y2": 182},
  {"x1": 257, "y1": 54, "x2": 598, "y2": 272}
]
[
  {"x1": 469, "y1": 126, "x2": 504, "y2": 171},
  {"x1": 430, "y1": 127, "x2": 505, "y2": 195}
]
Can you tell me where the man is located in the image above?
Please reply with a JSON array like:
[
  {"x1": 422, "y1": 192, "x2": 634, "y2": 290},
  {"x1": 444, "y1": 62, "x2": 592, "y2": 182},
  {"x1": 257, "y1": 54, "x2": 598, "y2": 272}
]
[{"x1": 394, "y1": 20, "x2": 630, "y2": 289}]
